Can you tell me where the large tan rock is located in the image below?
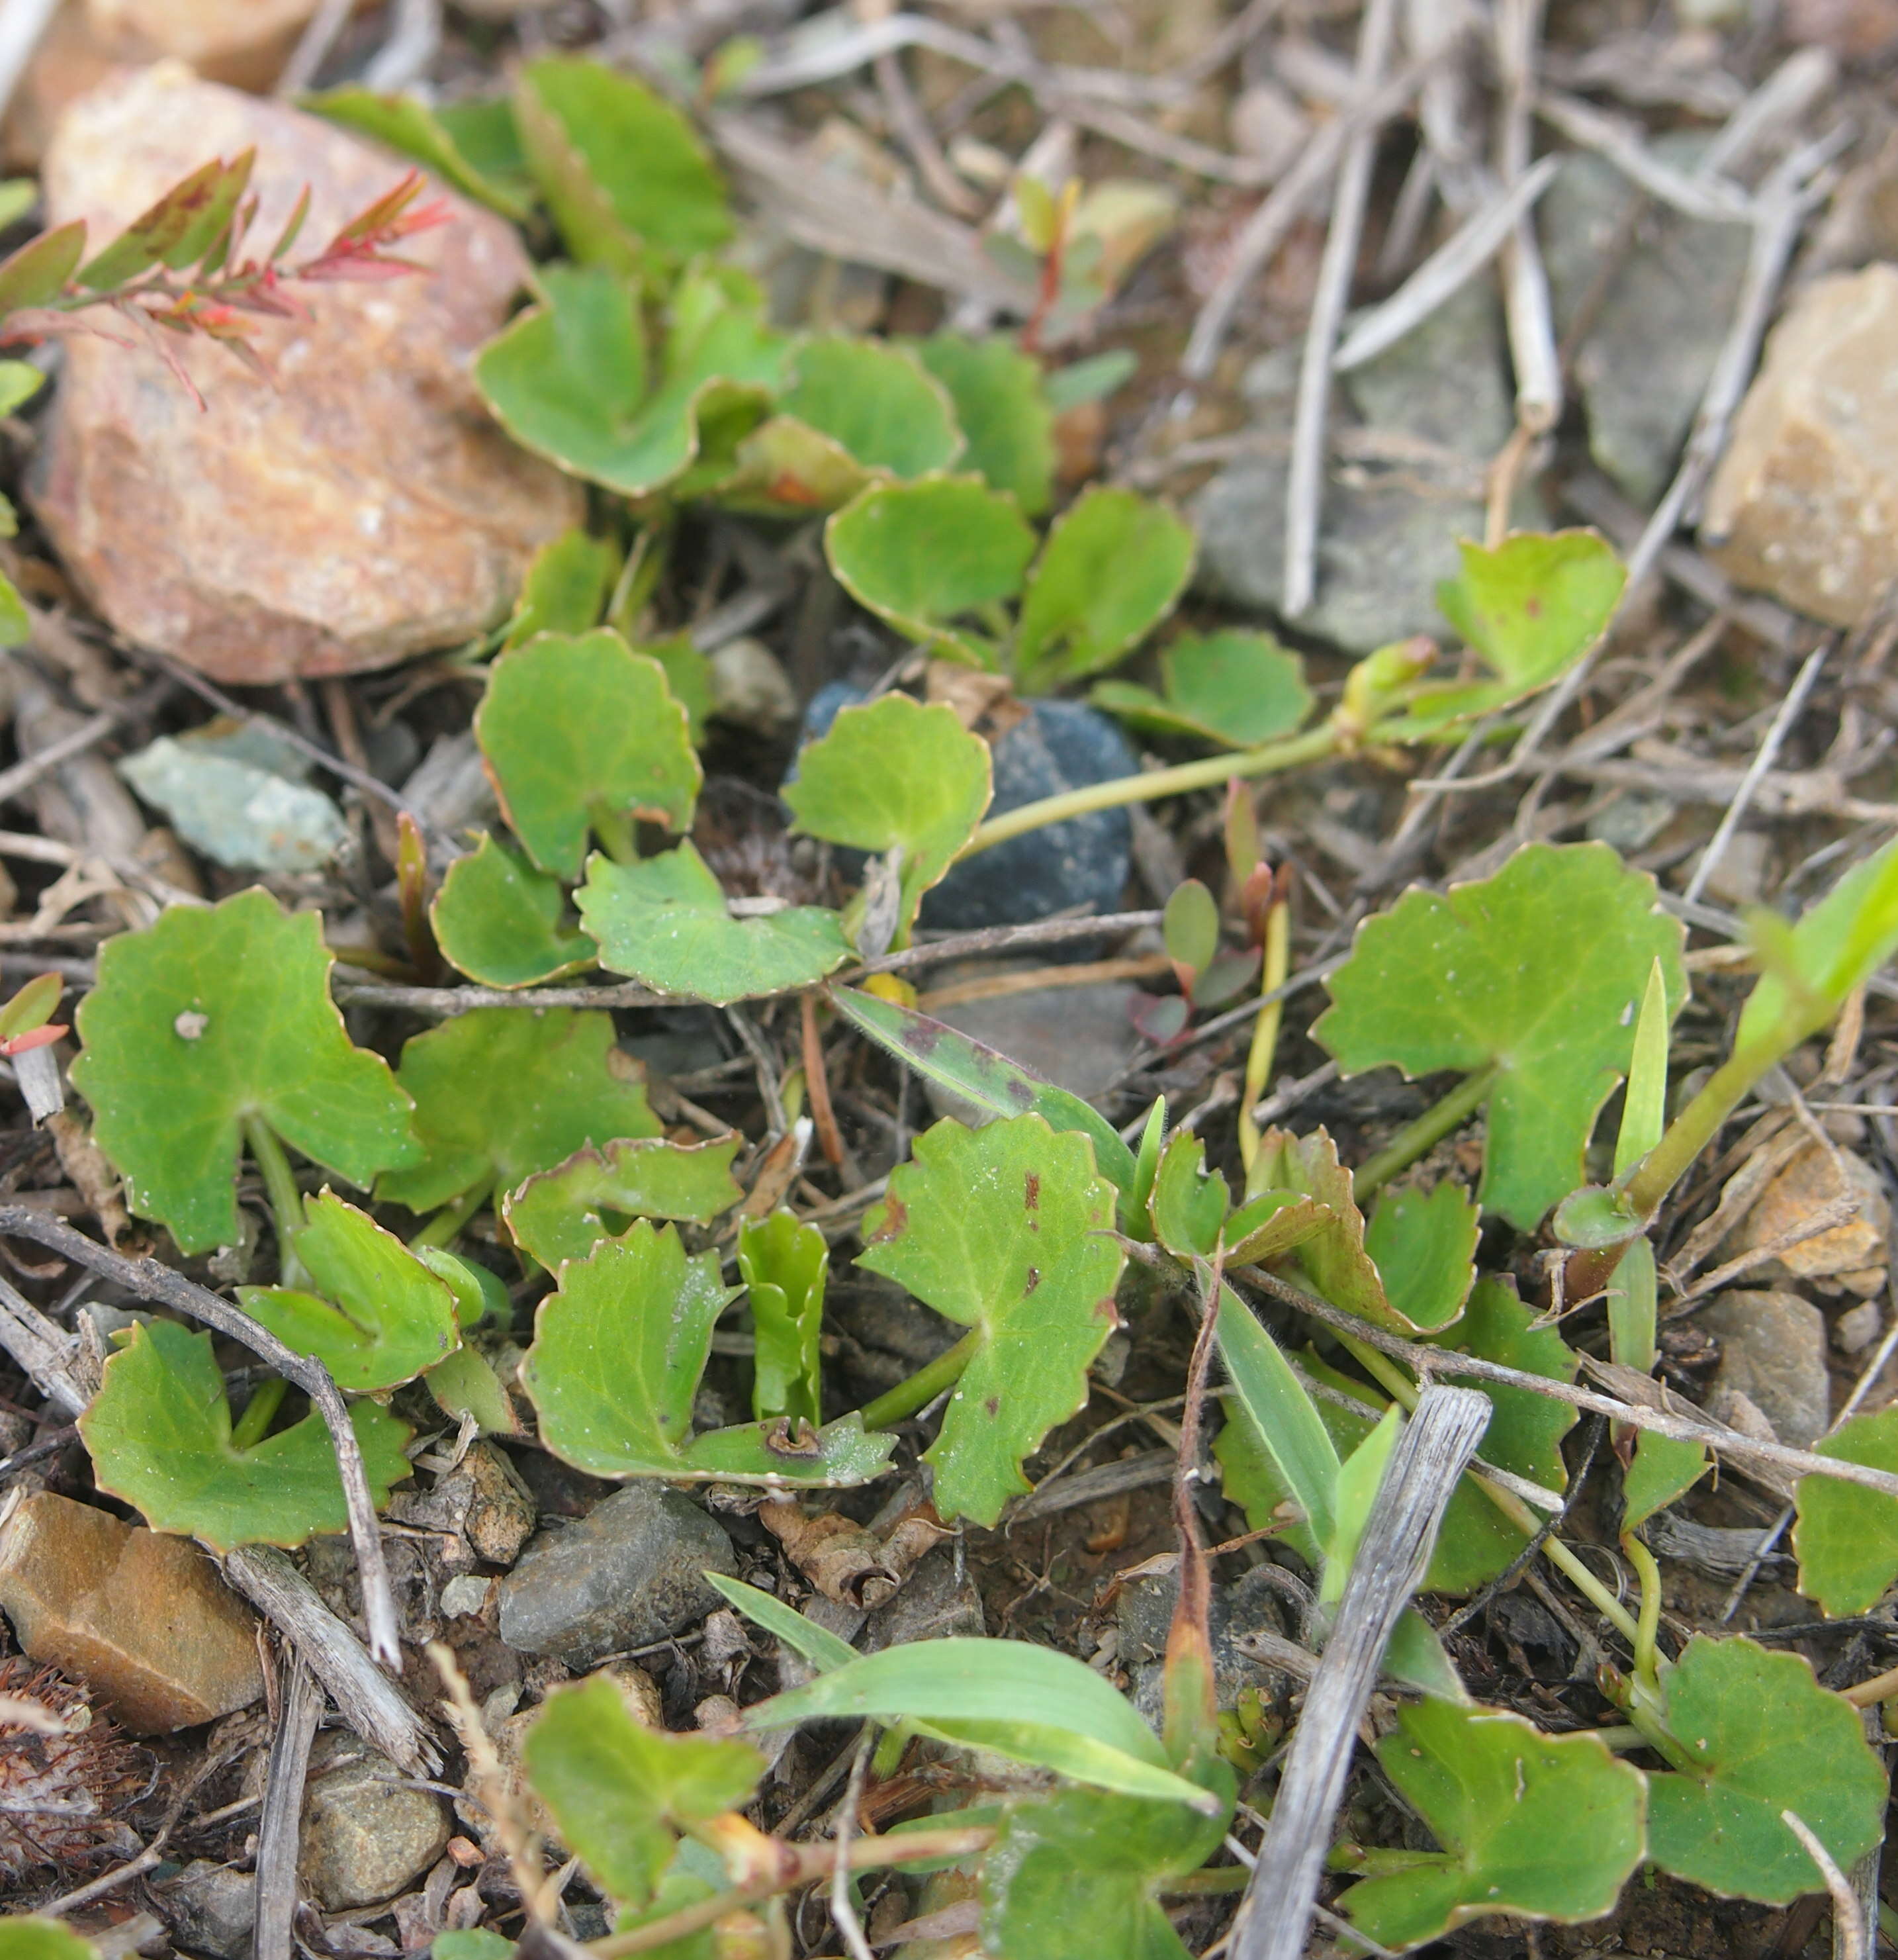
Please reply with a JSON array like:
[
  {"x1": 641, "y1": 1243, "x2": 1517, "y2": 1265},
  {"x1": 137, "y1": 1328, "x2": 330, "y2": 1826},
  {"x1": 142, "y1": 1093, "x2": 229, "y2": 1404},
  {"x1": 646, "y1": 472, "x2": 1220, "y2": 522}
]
[
  {"x1": 0, "y1": 1491, "x2": 263, "y2": 1732},
  {"x1": 32, "y1": 66, "x2": 582, "y2": 684},
  {"x1": 87, "y1": 0, "x2": 318, "y2": 86},
  {"x1": 1701, "y1": 263, "x2": 1898, "y2": 628}
]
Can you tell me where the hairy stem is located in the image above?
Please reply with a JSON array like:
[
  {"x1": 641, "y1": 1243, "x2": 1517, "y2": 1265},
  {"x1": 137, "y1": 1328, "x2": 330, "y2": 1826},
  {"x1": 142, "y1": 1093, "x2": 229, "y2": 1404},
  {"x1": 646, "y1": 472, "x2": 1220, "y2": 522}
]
[
  {"x1": 957, "y1": 725, "x2": 1340, "y2": 861},
  {"x1": 243, "y1": 1115, "x2": 308, "y2": 1289},
  {"x1": 860, "y1": 1330, "x2": 981, "y2": 1431},
  {"x1": 1352, "y1": 1065, "x2": 1499, "y2": 1203}
]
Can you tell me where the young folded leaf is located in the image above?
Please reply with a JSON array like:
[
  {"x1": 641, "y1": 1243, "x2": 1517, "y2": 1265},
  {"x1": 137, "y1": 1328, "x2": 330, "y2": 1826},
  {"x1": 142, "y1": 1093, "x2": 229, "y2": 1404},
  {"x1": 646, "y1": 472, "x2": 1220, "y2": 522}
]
[
  {"x1": 1316, "y1": 843, "x2": 1685, "y2": 1229},
  {"x1": 240, "y1": 1191, "x2": 459, "y2": 1393},
  {"x1": 739, "y1": 1210, "x2": 827, "y2": 1430},
  {"x1": 378, "y1": 1007, "x2": 658, "y2": 1215},
  {"x1": 80, "y1": 1320, "x2": 410, "y2": 1551},
  {"x1": 505, "y1": 1133, "x2": 744, "y2": 1270},
  {"x1": 1337, "y1": 1699, "x2": 1645, "y2": 1948},
  {"x1": 71, "y1": 889, "x2": 419, "y2": 1255},
  {"x1": 523, "y1": 1221, "x2": 893, "y2": 1487},
  {"x1": 857, "y1": 1114, "x2": 1125, "y2": 1525},
  {"x1": 578, "y1": 841, "x2": 853, "y2": 1004}
]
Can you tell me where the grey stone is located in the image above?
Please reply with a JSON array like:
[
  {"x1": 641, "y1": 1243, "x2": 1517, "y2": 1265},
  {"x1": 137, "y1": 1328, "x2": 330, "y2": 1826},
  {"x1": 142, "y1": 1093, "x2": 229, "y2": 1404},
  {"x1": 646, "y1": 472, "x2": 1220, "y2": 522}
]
[
  {"x1": 1541, "y1": 142, "x2": 1751, "y2": 505},
  {"x1": 862, "y1": 1548, "x2": 985, "y2": 1651},
  {"x1": 922, "y1": 975, "x2": 1143, "y2": 1125},
  {"x1": 1195, "y1": 284, "x2": 1508, "y2": 655},
  {"x1": 1118, "y1": 1563, "x2": 1288, "y2": 1727},
  {"x1": 299, "y1": 1735, "x2": 449, "y2": 1911},
  {"x1": 1698, "y1": 1289, "x2": 1830, "y2": 1447},
  {"x1": 1195, "y1": 467, "x2": 1486, "y2": 655},
  {"x1": 162, "y1": 1860, "x2": 255, "y2": 1960},
  {"x1": 1834, "y1": 1300, "x2": 1883, "y2": 1355},
  {"x1": 498, "y1": 1485, "x2": 736, "y2": 1667},
  {"x1": 1341, "y1": 282, "x2": 1515, "y2": 463}
]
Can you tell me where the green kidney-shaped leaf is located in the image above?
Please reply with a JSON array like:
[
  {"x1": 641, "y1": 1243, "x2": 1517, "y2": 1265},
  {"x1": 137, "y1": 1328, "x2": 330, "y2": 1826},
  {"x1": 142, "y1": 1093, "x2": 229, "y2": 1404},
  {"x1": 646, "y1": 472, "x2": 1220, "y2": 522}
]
[
  {"x1": 431, "y1": 833, "x2": 598, "y2": 990},
  {"x1": 857, "y1": 1114, "x2": 1125, "y2": 1526},
  {"x1": 240, "y1": 1191, "x2": 459, "y2": 1392},
  {"x1": 79, "y1": 1319, "x2": 410, "y2": 1552},
  {"x1": 1093, "y1": 631, "x2": 1313, "y2": 750},
  {"x1": 504, "y1": 528, "x2": 618, "y2": 650},
  {"x1": 1645, "y1": 1635, "x2": 1886, "y2": 1904},
  {"x1": 1339, "y1": 1699, "x2": 1645, "y2": 1949},
  {"x1": 515, "y1": 56, "x2": 731, "y2": 270},
  {"x1": 739, "y1": 1210, "x2": 827, "y2": 1430},
  {"x1": 782, "y1": 696, "x2": 991, "y2": 936},
  {"x1": 979, "y1": 1782, "x2": 1232, "y2": 1960},
  {"x1": 1794, "y1": 1405, "x2": 1898, "y2": 1617},
  {"x1": 778, "y1": 336, "x2": 962, "y2": 479},
  {"x1": 1364, "y1": 1182, "x2": 1479, "y2": 1335},
  {"x1": 71, "y1": 889, "x2": 419, "y2": 1255},
  {"x1": 825, "y1": 477, "x2": 1036, "y2": 669},
  {"x1": 1315, "y1": 843, "x2": 1685, "y2": 1229},
  {"x1": 476, "y1": 630, "x2": 700, "y2": 880},
  {"x1": 474, "y1": 263, "x2": 788, "y2": 499},
  {"x1": 505, "y1": 1133, "x2": 744, "y2": 1270},
  {"x1": 525, "y1": 1673, "x2": 763, "y2": 1912},
  {"x1": 578, "y1": 841, "x2": 852, "y2": 1004},
  {"x1": 1013, "y1": 488, "x2": 1195, "y2": 692},
  {"x1": 746, "y1": 1638, "x2": 1214, "y2": 1811},
  {"x1": 301, "y1": 86, "x2": 533, "y2": 218},
  {"x1": 831, "y1": 986, "x2": 1138, "y2": 1201},
  {"x1": 913, "y1": 334, "x2": 1055, "y2": 516},
  {"x1": 379, "y1": 1008, "x2": 658, "y2": 1215},
  {"x1": 1438, "y1": 531, "x2": 1625, "y2": 690},
  {"x1": 523, "y1": 1222, "x2": 893, "y2": 1486}
]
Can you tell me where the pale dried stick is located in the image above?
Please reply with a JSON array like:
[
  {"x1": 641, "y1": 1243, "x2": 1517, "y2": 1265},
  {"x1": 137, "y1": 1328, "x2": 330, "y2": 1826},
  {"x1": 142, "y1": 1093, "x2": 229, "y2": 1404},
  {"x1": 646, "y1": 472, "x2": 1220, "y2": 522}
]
[
  {"x1": 1283, "y1": 0, "x2": 1401, "y2": 618},
  {"x1": 1229, "y1": 1385, "x2": 1492, "y2": 1960},
  {"x1": 1333, "y1": 157, "x2": 1559, "y2": 371},
  {"x1": 1181, "y1": 51, "x2": 1443, "y2": 380},
  {"x1": 1494, "y1": 0, "x2": 1560, "y2": 434},
  {"x1": 253, "y1": 1656, "x2": 322, "y2": 1960}
]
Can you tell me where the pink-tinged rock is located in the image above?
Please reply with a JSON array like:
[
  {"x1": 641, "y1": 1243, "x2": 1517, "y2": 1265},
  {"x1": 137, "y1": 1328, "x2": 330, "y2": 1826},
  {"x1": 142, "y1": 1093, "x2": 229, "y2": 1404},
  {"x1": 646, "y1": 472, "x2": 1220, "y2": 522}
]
[
  {"x1": 1701, "y1": 263, "x2": 1898, "y2": 630},
  {"x1": 32, "y1": 65, "x2": 582, "y2": 684}
]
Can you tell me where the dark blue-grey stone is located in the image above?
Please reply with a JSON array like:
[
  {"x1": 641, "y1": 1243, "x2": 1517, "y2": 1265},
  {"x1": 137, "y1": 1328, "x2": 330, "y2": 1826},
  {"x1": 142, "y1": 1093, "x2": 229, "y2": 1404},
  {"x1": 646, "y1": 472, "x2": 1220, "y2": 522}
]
[{"x1": 793, "y1": 687, "x2": 1135, "y2": 931}]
